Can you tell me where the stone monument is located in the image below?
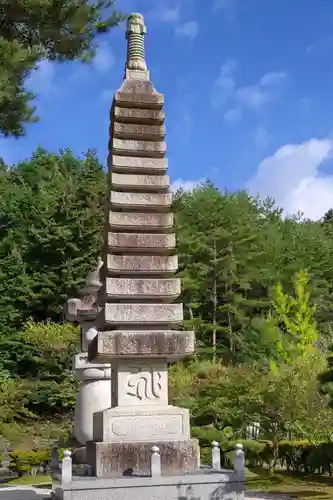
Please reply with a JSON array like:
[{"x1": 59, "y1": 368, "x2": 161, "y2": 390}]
[
  {"x1": 86, "y1": 12, "x2": 198, "y2": 477},
  {"x1": 54, "y1": 12, "x2": 245, "y2": 500},
  {"x1": 66, "y1": 259, "x2": 111, "y2": 456}
]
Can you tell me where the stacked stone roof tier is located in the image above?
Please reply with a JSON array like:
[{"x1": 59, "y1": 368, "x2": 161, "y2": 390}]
[{"x1": 92, "y1": 72, "x2": 190, "y2": 353}]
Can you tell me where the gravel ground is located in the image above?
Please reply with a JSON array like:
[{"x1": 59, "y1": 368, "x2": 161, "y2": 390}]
[
  {"x1": 0, "y1": 487, "x2": 51, "y2": 500},
  {"x1": 0, "y1": 486, "x2": 292, "y2": 500}
]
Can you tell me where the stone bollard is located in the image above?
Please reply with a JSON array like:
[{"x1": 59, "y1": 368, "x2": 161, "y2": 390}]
[
  {"x1": 61, "y1": 450, "x2": 72, "y2": 484},
  {"x1": 234, "y1": 443, "x2": 245, "y2": 480},
  {"x1": 151, "y1": 445, "x2": 161, "y2": 477},
  {"x1": 211, "y1": 441, "x2": 221, "y2": 469}
]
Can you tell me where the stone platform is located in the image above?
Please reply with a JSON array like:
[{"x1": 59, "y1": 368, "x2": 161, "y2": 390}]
[{"x1": 53, "y1": 470, "x2": 245, "y2": 500}]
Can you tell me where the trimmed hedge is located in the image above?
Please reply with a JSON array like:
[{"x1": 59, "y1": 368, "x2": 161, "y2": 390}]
[
  {"x1": 192, "y1": 426, "x2": 333, "y2": 474},
  {"x1": 5, "y1": 437, "x2": 333, "y2": 476}
]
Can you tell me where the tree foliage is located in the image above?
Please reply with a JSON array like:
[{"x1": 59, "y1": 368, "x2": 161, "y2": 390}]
[
  {"x1": 0, "y1": 0, "x2": 124, "y2": 136},
  {"x1": 0, "y1": 150, "x2": 333, "y2": 448}
]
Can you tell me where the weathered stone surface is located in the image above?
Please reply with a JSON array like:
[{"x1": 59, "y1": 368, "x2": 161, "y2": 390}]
[
  {"x1": 110, "y1": 191, "x2": 172, "y2": 210},
  {"x1": 93, "y1": 406, "x2": 190, "y2": 442},
  {"x1": 109, "y1": 212, "x2": 174, "y2": 231},
  {"x1": 113, "y1": 360, "x2": 169, "y2": 407},
  {"x1": 111, "y1": 155, "x2": 168, "y2": 173},
  {"x1": 104, "y1": 277, "x2": 180, "y2": 299},
  {"x1": 113, "y1": 106, "x2": 164, "y2": 124},
  {"x1": 89, "y1": 329, "x2": 195, "y2": 362},
  {"x1": 111, "y1": 172, "x2": 169, "y2": 191},
  {"x1": 106, "y1": 254, "x2": 178, "y2": 275},
  {"x1": 108, "y1": 232, "x2": 175, "y2": 251},
  {"x1": 113, "y1": 122, "x2": 165, "y2": 140},
  {"x1": 112, "y1": 138, "x2": 166, "y2": 157},
  {"x1": 118, "y1": 80, "x2": 161, "y2": 95},
  {"x1": 87, "y1": 439, "x2": 200, "y2": 477},
  {"x1": 115, "y1": 92, "x2": 164, "y2": 108},
  {"x1": 99, "y1": 303, "x2": 183, "y2": 326}
]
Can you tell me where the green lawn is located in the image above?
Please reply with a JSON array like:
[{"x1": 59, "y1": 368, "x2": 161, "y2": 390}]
[
  {"x1": 1, "y1": 475, "x2": 52, "y2": 487},
  {"x1": 247, "y1": 469, "x2": 333, "y2": 499}
]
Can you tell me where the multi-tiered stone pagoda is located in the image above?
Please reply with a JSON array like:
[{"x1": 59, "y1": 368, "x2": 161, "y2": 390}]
[
  {"x1": 85, "y1": 12, "x2": 199, "y2": 477},
  {"x1": 55, "y1": 13, "x2": 246, "y2": 500}
]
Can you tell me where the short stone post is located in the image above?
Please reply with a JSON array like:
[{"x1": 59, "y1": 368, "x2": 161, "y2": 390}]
[
  {"x1": 234, "y1": 443, "x2": 245, "y2": 480},
  {"x1": 151, "y1": 445, "x2": 161, "y2": 477},
  {"x1": 211, "y1": 441, "x2": 221, "y2": 469},
  {"x1": 61, "y1": 450, "x2": 72, "y2": 484}
]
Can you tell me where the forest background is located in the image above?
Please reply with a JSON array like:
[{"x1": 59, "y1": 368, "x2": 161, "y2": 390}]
[
  {"x1": 2, "y1": 1, "x2": 333, "y2": 474},
  {"x1": 1, "y1": 148, "x2": 333, "y2": 455}
]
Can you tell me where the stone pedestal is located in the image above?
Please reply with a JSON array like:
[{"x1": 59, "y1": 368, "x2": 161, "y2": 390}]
[{"x1": 73, "y1": 353, "x2": 111, "y2": 446}]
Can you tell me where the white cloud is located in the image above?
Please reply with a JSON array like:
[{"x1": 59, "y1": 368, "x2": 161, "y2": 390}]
[
  {"x1": 247, "y1": 138, "x2": 333, "y2": 220},
  {"x1": 213, "y1": 0, "x2": 235, "y2": 14},
  {"x1": 224, "y1": 108, "x2": 242, "y2": 122},
  {"x1": 93, "y1": 44, "x2": 115, "y2": 72},
  {"x1": 212, "y1": 61, "x2": 287, "y2": 117},
  {"x1": 175, "y1": 21, "x2": 199, "y2": 40},
  {"x1": 254, "y1": 126, "x2": 270, "y2": 148},
  {"x1": 170, "y1": 178, "x2": 205, "y2": 192},
  {"x1": 147, "y1": 6, "x2": 180, "y2": 23},
  {"x1": 26, "y1": 60, "x2": 55, "y2": 94}
]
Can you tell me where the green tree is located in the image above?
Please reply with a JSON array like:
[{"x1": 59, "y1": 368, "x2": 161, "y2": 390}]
[
  {"x1": 0, "y1": 0, "x2": 124, "y2": 136},
  {"x1": 249, "y1": 269, "x2": 319, "y2": 367},
  {"x1": 0, "y1": 148, "x2": 105, "y2": 339},
  {"x1": 175, "y1": 184, "x2": 277, "y2": 363}
]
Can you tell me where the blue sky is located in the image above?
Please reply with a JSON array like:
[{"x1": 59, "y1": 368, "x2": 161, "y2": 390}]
[{"x1": 2, "y1": 0, "x2": 333, "y2": 219}]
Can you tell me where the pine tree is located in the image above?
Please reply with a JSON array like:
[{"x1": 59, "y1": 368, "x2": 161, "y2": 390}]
[{"x1": 0, "y1": 1, "x2": 124, "y2": 136}]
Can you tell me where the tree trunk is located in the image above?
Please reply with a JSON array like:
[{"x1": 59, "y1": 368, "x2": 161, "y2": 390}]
[{"x1": 212, "y1": 239, "x2": 217, "y2": 363}]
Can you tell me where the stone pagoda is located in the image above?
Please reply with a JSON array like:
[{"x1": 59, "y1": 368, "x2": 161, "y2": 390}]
[
  {"x1": 65, "y1": 259, "x2": 111, "y2": 457},
  {"x1": 86, "y1": 12, "x2": 199, "y2": 477}
]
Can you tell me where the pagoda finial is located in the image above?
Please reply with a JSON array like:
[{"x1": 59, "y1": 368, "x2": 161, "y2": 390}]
[{"x1": 125, "y1": 13, "x2": 148, "y2": 78}]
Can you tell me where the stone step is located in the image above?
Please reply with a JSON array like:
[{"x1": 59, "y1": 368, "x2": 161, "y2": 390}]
[
  {"x1": 113, "y1": 122, "x2": 165, "y2": 141},
  {"x1": 113, "y1": 106, "x2": 164, "y2": 124},
  {"x1": 107, "y1": 232, "x2": 176, "y2": 253},
  {"x1": 112, "y1": 138, "x2": 166, "y2": 158},
  {"x1": 103, "y1": 277, "x2": 180, "y2": 300},
  {"x1": 106, "y1": 254, "x2": 178, "y2": 276},
  {"x1": 98, "y1": 303, "x2": 183, "y2": 327},
  {"x1": 89, "y1": 329, "x2": 194, "y2": 362},
  {"x1": 111, "y1": 173, "x2": 169, "y2": 192},
  {"x1": 110, "y1": 191, "x2": 172, "y2": 211},
  {"x1": 110, "y1": 155, "x2": 168, "y2": 174},
  {"x1": 109, "y1": 212, "x2": 174, "y2": 232}
]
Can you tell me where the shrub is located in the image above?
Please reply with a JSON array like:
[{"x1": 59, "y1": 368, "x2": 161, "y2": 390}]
[{"x1": 8, "y1": 450, "x2": 51, "y2": 477}]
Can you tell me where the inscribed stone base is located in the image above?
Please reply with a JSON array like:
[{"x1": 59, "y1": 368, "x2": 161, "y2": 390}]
[
  {"x1": 52, "y1": 471, "x2": 245, "y2": 500},
  {"x1": 93, "y1": 405, "x2": 191, "y2": 442},
  {"x1": 86, "y1": 439, "x2": 200, "y2": 477}
]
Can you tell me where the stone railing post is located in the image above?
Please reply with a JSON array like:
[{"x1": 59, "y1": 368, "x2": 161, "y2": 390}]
[
  {"x1": 234, "y1": 443, "x2": 245, "y2": 480},
  {"x1": 151, "y1": 445, "x2": 161, "y2": 477},
  {"x1": 211, "y1": 441, "x2": 221, "y2": 469},
  {"x1": 61, "y1": 450, "x2": 72, "y2": 484}
]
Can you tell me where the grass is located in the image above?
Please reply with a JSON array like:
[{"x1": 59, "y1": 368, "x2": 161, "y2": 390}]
[
  {"x1": 247, "y1": 468, "x2": 333, "y2": 499},
  {"x1": 0, "y1": 474, "x2": 52, "y2": 487}
]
